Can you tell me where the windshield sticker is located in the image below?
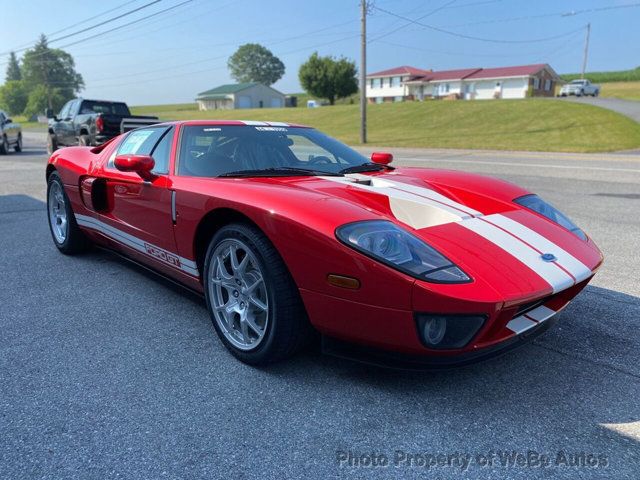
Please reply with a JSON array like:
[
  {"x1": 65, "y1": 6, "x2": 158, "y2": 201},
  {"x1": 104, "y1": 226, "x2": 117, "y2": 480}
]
[
  {"x1": 119, "y1": 130, "x2": 155, "y2": 154},
  {"x1": 203, "y1": 128, "x2": 221, "y2": 132},
  {"x1": 255, "y1": 126, "x2": 288, "y2": 132}
]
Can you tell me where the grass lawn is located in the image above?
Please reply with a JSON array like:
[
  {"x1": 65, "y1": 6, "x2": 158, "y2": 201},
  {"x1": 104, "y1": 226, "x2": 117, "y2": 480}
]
[
  {"x1": 131, "y1": 99, "x2": 640, "y2": 153},
  {"x1": 599, "y1": 81, "x2": 640, "y2": 101}
]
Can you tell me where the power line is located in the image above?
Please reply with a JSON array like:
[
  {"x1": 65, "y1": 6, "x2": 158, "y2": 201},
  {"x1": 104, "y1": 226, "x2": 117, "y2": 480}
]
[
  {"x1": 369, "y1": 0, "x2": 459, "y2": 43},
  {"x1": 0, "y1": 0, "x2": 140, "y2": 54},
  {"x1": 0, "y1": 0, "x2": 162, "y2": 56},
  {"x1": 373, "y1": 5, "x2": 588, "y2": 44}
]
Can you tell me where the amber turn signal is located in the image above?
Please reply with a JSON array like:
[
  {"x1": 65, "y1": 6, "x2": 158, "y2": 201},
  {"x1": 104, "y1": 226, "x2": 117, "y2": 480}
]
[{"x1": 327, "y1": 274, "x2": 361, "y2": 289}]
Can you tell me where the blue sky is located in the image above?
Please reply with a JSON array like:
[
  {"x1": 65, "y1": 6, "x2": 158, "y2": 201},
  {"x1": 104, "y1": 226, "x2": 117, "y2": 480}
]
[{"x1": 1, "y1": 0, "x2": 639, "y2": 105}]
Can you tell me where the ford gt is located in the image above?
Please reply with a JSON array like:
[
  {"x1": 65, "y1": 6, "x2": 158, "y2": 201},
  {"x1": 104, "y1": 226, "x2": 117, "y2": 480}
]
[{"x1": 46, "y1": 120, "x2": 603, "y2": 367}]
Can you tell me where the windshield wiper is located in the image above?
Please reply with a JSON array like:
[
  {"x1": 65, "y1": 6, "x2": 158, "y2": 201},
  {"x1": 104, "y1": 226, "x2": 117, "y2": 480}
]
[
  {"x1": 339, "y1": 162, "x2": 388, "y2": 174},
  {"x1": 218, "y1": 167, "x2": 343, "y2": 178}
]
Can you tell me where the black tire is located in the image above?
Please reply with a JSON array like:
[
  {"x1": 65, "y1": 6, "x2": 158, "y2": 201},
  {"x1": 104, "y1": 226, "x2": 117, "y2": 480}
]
[
  {"x1": 0, "y1": 135, "x2": 7, "y2": 155},
  {"x1": 14, "y1": 133, "x2": 22, "y2": 152},
  {"x1": 203, "y1": 223, "x2": 312, "y2": 365},
  {"x1": 79, "y1": 134, "x2": 90, "y2": 146},
  {"x1": 46, "y1": 171, "x2": 91, "y2": 254},
  {"x1": 47, "y1": 134, "x2": 58, "y2": 155}
]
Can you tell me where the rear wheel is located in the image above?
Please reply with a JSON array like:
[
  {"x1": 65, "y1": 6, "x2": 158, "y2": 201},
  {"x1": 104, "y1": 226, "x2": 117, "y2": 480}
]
[
  {"x1": 47, "y1": 134, "x2": 58, "y2": 155},
  {"x1": 47, "y1": 172, "x2": 91, "y2": 254},
  {"x1": 203, "y1": 223, "x2": 312, "y2": 365},
  {"x1": 14, "y1": 133, "x2": 22, "y2": 152}
]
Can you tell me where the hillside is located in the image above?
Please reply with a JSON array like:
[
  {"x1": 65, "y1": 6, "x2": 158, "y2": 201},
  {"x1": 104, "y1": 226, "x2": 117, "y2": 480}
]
[
  {"x1": 561, "y1": 67, "x2": 640, "y2": 83},
  {"x1": 131, "y1": 99, "x2": 640, "y2": 153}
]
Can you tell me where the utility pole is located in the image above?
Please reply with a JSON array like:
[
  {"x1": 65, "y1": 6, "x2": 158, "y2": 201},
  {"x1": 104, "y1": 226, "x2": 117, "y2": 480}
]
[
  {"x1": 360, "y1": 0, "x2": 367, "y2": 144},
  {"x1": 581, "y1": 23, "x2": 591, "y2": 79}
]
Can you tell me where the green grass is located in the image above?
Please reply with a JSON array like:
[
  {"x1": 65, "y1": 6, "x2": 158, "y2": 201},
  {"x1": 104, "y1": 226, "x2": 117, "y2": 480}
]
[
  {"x1": 599, "y1": 81, "x2": 640, "y2": 101},
  {"x1": 131, "y1": 99, "x2": 640, "y2": 153},
  {"x1": 561, "y1": 67, "x2": 640, "y2": 83}
]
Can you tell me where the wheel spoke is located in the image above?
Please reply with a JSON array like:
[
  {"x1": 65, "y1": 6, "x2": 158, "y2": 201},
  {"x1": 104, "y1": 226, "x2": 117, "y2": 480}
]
[
  {"x1": 249, "y1": 295, "x2": 267, "y2": 311},
  {"x1": 216, "y1": 259, "x2": 233, "y2": 280},
  {"x1": 229, "y1": 244, "x2": 241, "y2": 273},
  {"x1": 245, "y1": 315, "x2": 264, "y2": 336},
  {"x1": 245, "y1": 277, "x2": 263, "y2": 295},
  {"x1": 239, "y1": 311, "x2": 251, "y2": 344}
]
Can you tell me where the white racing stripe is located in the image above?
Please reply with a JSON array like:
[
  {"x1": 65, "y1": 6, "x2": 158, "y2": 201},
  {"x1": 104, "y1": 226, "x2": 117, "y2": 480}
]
[
  {"x1": 75, "y1": 214, "x2": 199, "y2": 277},
  {"x1": 482, "y1": 214, "x2": 592, "y2": 283},
  {"x1": 460, "y1": 217, "x2": 574, "y2": 292},
  {"x1": 320, "y1": 175, "x2": 476, "y2": 228},
  {"x1": 506, "y1": 304, "x2": 558, "y2": 334}
]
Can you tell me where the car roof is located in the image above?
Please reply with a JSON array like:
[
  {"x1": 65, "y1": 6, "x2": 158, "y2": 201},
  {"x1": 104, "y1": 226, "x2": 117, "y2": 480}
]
[{"x1": 166, "y1": 120, "x2": 311, "y2": 128}]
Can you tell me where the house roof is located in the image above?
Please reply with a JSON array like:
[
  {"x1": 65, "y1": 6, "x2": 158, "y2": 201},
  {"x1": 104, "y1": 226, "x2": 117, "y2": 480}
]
[
  {"x1": 367, "y1": 66, "x2": 431, "y2": 77},
  {"x1": 421, "y1": 68, "x2": 482, "y2": 82},
  {"x1": 197, "y1": 83, "x2": 258, "y2": 97},
  {"x1": 466, "y1": 64, "x2": 549, "y2": 80}
]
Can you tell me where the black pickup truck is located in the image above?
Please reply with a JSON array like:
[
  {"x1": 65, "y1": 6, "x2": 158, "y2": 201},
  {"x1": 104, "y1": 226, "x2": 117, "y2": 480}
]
[{"x1": 47, "y1": 98, "x2": 159, "y2": 154}]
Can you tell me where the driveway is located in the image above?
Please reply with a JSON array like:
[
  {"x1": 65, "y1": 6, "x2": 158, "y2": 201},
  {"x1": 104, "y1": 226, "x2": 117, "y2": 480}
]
[{"x1": 561, "y1": 96, "x2": 640, "y2": 123}]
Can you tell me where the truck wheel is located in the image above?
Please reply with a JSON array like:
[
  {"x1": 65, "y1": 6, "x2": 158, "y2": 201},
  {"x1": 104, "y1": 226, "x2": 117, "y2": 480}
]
[
  {"x1": 14, "y1": 133, "x2": 22, "y2": 152},
  {"x1": 0, "y1": 135, "x2": 7, "y2": 155},
  {"x1": 47, "y1": 134, "x2": 58, "y2": 155},
  {"x1": 79, "y1": 134, "x2": 90, "y2": 147}
]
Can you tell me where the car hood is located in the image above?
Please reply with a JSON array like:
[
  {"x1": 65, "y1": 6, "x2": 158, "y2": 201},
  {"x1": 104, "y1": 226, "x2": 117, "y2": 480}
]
[{"x1": 253, "y1": 167, "x2": 603, "y2": 300}]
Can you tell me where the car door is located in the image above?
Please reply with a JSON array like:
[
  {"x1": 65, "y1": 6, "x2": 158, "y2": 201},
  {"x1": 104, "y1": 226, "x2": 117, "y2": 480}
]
[
  {"x1": 91, "y1": 126, "x2": 181, "y2": 271},
  {"x1": 53, "y1": 101, "x2": 72, "y2": 146}
]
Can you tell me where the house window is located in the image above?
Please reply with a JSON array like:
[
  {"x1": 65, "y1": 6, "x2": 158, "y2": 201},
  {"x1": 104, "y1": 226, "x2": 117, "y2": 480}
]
[
  {"x1": 391, "y1": 76, "x2": 401, "y2": 88},
  {"x1": 394, "y1": 96, "x2": 403, "y2": 102},
  {"x1": 376, "y1": 78, "x2": 382, "y2": 88},
  {"x1": 375, "y1": 97, "x2": 383, "y2": 104},
  {"x1": 533, "y1": 77, "x2": 540, "y2": 89},
  {"x1": 370, "y1": 79, "x2": 374, "y2": 89},
  {"x1": 444, "y1": 83, "x2": 450, "y2": 93},
  {"x1": 544, "y1": 79, "x2": 551, "y2": 91}
]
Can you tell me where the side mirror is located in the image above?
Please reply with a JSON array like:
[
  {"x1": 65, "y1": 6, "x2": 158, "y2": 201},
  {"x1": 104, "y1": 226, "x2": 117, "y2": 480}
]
[
  {"x1": 5, "y1": 118, "x2": 12, "y2": 124},
  {"x1": 114, "y1": 154, "x2": 156, "y2": 181},
  {"x1": 371, "y1": 152, "x2": 393, "y2": 165},
  {"x1": 45, "y1": 108, "x2": 54, "y2": 119}
]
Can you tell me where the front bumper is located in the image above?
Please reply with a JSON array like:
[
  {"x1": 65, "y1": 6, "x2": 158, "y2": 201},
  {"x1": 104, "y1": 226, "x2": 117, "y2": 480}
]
[
  {"x1": 302, "y1": 278, "x2": 591, "y2": 368},
  {"x1": 322, "y1": 314, "x2": 557, "y2": 370}
]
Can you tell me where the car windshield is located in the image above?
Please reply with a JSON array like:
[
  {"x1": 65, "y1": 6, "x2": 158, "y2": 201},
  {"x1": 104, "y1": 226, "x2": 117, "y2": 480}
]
[
  {"x1": 178, "y1": 125, "x2": 373, "y2": 177},
  {"x1": 80, "y1": 101, "x2": 131, "y2": 116}
]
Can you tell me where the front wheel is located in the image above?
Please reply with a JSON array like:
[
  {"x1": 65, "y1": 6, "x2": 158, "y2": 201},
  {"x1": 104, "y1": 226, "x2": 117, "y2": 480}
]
[
  {"x1": 47, "y1": 172, "x2": 91, "y2": 254},
  {"x1": 0, "y1": 135, "x2": 7, "y2": 154},
  {"x1": 203, "y1": 223, "x2": 312, "y2": 365},
  {"x1": 14, "y1": 133, "x2": 22, "y2": 152}
]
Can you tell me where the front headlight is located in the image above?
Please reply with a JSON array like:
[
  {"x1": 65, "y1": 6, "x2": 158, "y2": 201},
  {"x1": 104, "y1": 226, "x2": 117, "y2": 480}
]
[
  {"x1": 514, "y1": 194, "x2": 587, "y2": 241},
  {"x1": 336, "y1": 220, "x2": 471, "y2": 283}
]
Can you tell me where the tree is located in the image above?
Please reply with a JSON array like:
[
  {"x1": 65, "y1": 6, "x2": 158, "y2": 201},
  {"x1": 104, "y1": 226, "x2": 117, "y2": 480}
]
[
  {"x1": 21, "y1": 35, "x2": 84, "y2": 112},
  {"x1": 298, "y1": 53, "x2": 358, "y2": 105},
  {"x1": 5, "y1": 52, "x2": 21, "y2": 82},
  {"x1": 227, "y1": 43, "x2": 285, "y2": 86},
  {"x1": 0, "y1": 81, "x2": 28, "y2": 115},
  {"x1": 24, "y1": 84, "x2": 63, "y2": 118}
]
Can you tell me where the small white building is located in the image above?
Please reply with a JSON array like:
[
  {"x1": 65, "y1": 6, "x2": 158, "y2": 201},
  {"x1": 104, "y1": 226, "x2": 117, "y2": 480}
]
[
  {"x1": 196, "y1": 83, "x2": 286, "y2": 110},
  {"x1": 367, "y1": 64, "x2": 562, "y2": 102}
]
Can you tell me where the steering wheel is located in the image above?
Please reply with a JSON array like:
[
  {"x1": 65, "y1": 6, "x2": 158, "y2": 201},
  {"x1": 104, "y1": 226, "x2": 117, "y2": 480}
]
[{"x1": 309, "y1": 155, "x2": 333, "y2": 166}]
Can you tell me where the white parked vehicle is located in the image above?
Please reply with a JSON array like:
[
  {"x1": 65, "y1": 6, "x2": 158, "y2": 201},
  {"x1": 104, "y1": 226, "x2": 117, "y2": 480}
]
[{"x1": 559, "y1": 79, "x2": 600, "y2": 97}]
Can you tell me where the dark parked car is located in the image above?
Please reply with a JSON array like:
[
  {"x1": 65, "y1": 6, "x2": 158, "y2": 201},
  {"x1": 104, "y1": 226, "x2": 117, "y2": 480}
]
[
  {"x1": 0, "y1": 110, "x2": 22, "y2": 155},
  {"x1": 47, "y1": 98, "x2": 159, "y2": 154}
]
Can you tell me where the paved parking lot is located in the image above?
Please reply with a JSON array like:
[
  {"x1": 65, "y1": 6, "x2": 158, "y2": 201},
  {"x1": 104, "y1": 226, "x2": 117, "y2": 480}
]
[{"x1": 1, "y1": 135, "x2": 639, "y2": 479}]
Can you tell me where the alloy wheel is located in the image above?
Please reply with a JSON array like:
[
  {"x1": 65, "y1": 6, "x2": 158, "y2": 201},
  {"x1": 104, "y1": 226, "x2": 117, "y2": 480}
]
[{"x1": 48, "y1": 181, "x2": 68, "y2": 243}]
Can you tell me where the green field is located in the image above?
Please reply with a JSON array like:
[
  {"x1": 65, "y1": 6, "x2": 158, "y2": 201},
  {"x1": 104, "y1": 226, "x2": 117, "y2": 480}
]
[
  {"x1": 131, "y1": 99, "x2": 640, "y2": 153},
  {"x1": 600, "y1": 81, "x2": 640, "y2": 101},
  {"x1": 561, "y1": 67, "x2": 640, "y2": 83}
]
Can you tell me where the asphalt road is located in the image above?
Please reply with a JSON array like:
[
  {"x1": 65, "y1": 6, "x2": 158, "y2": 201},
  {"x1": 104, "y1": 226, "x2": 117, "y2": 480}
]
[{"x1": 1, "y1": 134, "x2": 639, "y2": 479}]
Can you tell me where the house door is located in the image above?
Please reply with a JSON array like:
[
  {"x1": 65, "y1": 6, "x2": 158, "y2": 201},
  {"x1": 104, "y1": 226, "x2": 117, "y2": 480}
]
[{"x1": 237, "y1": 96, "x2": 252, "y2": 109}]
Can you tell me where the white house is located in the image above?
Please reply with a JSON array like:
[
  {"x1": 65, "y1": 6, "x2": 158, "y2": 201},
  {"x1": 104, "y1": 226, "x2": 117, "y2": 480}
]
[
  {"x1": 196, "y1": 83, "x2": 286, "y2": 110},
  {"x1": 366, "y1": 66, "x2": 431, "y2": 104},
  {"x1": 367, "y1": 64, "x2": 562, "y2": 102}
]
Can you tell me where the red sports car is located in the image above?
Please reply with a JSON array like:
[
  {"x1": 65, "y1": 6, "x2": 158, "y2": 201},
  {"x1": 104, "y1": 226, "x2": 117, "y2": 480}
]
[{"x1": 46, "y1": 121, "x2": 603, "y2": 367}]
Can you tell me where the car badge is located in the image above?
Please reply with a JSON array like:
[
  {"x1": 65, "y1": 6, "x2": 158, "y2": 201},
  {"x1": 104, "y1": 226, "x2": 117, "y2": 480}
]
[{"x1": 541, "y1": 253, "x2": 557, "y2": 262}]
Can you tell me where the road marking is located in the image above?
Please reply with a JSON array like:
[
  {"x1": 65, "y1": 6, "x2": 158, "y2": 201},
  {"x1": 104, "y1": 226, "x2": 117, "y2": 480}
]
[{"x1": 395, "y1": 157, "x2": 640, "y2": 173}]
